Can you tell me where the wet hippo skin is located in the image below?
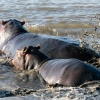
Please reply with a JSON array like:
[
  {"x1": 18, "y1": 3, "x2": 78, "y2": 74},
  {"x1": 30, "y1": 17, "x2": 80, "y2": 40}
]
[
  {"x1": 0, "y1": 19, "x2": 99, "y2": 61},
  {"x1": 11, "y1": 46, "x2": 100, "y2": 87}
]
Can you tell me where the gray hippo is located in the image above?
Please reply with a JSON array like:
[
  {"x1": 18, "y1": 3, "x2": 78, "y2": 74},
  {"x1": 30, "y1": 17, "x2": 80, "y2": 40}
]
[
  {"x1": 10, "y1": 46, "x2": 100, "y2": 87},
  {"x1": 0, "y1": 19, "x2": 99, "y2": 61}
]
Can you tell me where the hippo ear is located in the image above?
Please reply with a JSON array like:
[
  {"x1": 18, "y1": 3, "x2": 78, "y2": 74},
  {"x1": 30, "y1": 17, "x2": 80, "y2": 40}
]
[
  {"x1": 2, "y1": 20, "x2": 6, "y2": 25},
  {"x1": 35, "y1": 44, "x2": 40, "y2": 50},
  {"x1": 23, "y1": 47, "x2": 27, "y2": 52},
  {"x1": 21, "y1": 20, "x2": 25, "y2": 25},
  {"x1": 22, "y1": 47, "x2": 28, "y2": 55}
]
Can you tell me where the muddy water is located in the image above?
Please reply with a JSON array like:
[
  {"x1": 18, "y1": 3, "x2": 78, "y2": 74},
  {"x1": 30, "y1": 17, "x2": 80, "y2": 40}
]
[
  {"x1": 0, "y1": 0, "x2": 100, "y2": 98},
  {"x1": 0, "y1": 57, "x2": 46, "y2": 91},
  {"x1": 0, "y1": 0, "x2": 100, "y2": 50}
]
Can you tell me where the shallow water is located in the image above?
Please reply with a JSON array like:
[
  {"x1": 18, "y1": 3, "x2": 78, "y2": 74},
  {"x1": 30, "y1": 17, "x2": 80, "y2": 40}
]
[
  {"x1": 0, "y1": 0, "x2": 100, "y2": 24},
  {"x1": 0, "y1": 0, "x2": 100, "y2": 29}
]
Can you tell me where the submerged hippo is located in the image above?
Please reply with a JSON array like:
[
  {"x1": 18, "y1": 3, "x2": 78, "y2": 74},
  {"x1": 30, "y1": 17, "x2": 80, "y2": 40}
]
[
  {"x1": 0, "y1": 19, "x2": 99, "y2": 61},
  {"x1": 10, "y1": 46, "x2": 100, "y2": 87}
]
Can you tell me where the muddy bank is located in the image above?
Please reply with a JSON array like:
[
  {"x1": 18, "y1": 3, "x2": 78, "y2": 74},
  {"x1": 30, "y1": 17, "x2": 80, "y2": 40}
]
[
  {"x1": 0, "y1": 82, "x2": 100, "y2": 100},
  {"x1": 0, "y1": 56, "x2": 100, "y2": 100}
]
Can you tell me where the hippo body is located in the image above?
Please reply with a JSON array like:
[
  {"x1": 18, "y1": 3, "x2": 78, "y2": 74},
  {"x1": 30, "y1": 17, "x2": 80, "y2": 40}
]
[
  {"x1": 11, "y1": 46, "x2": 100, "y2": 87},
  {"x1": 0, "y1": 19, "x2": 99, "y2": 61},
  {"x1": 2, "y1": 33, "x2": 78, "y2": 59},
  {"x1": 39, "y1": 59, "x2": 100, "y2": 86}
]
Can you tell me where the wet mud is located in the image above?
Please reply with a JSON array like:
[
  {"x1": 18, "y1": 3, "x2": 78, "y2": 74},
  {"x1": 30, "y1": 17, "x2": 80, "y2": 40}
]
[{"x1": 0, "y1": 54, "x2": 100, "y2": 99}]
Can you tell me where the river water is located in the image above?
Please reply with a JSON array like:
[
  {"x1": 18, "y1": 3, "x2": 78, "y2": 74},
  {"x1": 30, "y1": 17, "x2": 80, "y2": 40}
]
[
  {"x1": 0, "y1": 1, "x2": 100, "y2": 48},
  {"x1": 0, "y1": 0, "x2": 100, "y2": 52},
  {"x1": 0, "y1": 0, "x2": 100, "y2": 24},
  {"x1": 0, "y1": 1, "x2": 100, "y2": 27},
  {"x1": 1, "y1": 0, "x2": 100, "y2": 53},
  {"x1": 0, "y1": 1, "x2": 100, "y2": 98}
]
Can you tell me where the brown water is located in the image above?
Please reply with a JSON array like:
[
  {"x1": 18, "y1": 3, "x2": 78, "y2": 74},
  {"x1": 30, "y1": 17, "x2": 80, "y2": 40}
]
[
  {"x1": 0, "y1": 0, "x2": 100, "y2": 36},
  {"x1": 0, "y1": 0, "x2": 100, "y2": 24},
  {"x1": 1, "y1": 0, "x2": 100, "y2": 52},
  {"x1": 0, "y1": 0, "x2": 100, "y2": 98}
]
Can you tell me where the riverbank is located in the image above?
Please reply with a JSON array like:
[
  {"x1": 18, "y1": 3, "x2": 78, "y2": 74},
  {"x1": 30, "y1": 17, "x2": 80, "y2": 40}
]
[
  {"x1": 0, "y1": 81, "x2": 100, "y2": 100},
  {"x1": 0, "y1": 56, "x2": 100, "y2": 100}
]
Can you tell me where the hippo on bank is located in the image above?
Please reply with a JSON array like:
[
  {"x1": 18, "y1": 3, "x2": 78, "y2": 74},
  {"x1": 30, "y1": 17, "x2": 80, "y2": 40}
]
[
  {"x1": 0, "y1": 19, "x2": 99, "y2": 61},
  {"x1": 10, "y1": 46, "x2": 100, "y2": 87}
]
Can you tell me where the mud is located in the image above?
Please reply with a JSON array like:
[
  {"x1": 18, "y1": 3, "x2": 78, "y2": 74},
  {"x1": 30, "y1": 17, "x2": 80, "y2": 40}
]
[{"x1": 0, "y1": 56, "x2": 100, "y2": 100}]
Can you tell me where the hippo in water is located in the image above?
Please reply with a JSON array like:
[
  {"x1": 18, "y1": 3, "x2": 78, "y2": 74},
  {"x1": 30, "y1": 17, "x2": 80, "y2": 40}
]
[
  {"x1": 0, "y1": 19, "x2": 99, "y2": 61},
  {"x1": 10, "y1": 46, "x2": 100, "y2": 87}
]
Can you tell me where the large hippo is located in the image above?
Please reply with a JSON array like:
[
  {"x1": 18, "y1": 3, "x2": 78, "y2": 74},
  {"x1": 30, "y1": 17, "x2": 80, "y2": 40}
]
[
  {"x1": 10, "y1": 46, "x2": 100, "y2": 87},
  {"x1": 0, "y1": 19, "x2": 99, "y2": 61}
]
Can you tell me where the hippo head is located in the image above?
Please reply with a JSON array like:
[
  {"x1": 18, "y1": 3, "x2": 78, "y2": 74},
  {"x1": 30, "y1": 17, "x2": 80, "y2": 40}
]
[
  {"x1": 10, "y1": 46, "x2": 28, "y2": 70},
  {"x1": 10, "y1": 45, "x2": 48, "y2": 70},
  {"x1": 1, "y1": 19, "x2": 26, "y2": 32},
  {"x1": 0, "y1": 19, "x2": 28, "y2": 45}
]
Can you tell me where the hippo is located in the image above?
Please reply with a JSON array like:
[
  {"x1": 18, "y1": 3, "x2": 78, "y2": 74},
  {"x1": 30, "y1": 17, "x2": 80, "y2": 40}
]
[
  {"x1": 10, "y1": 46, "x2": 100, "y2": 87},
  {"x1": 0, "y1": 19, "x2": 99, "y2": 61}
]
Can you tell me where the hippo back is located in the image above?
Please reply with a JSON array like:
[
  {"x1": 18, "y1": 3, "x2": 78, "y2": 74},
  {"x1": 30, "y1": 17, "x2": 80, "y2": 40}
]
[
  {"x1": 0, "y1": 19, "x2": 99, "y2": 61},
  {"x1": 39, "y1": 59, "x2": 100, "y2": 86}
]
